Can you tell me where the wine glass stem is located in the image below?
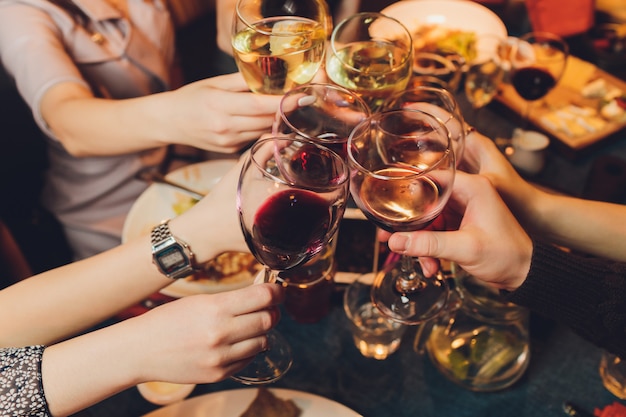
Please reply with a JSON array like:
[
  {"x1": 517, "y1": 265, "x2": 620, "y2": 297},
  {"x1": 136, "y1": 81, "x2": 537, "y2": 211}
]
[{"x1": 395, "y1": 255, "x2": 428, "y2": 293}]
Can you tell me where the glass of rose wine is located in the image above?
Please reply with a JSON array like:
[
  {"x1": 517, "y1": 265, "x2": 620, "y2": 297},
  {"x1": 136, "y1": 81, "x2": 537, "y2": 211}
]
[
  {"x1": 325, "y1": 12, "x2": 413, "y2": 112},
  {"x1": 234, "y1": 136, "x2": 349, "y2": 383},
  {"x1": 509, "y1": 32, "x2": 569, "y2": 124},
  {"x1": 347, "y1": 109, "x2": 456, "y2": 325},
  {"x1": 273, "y1": 83, "x2": 371, "y2": 159},
  {"x1": 231, "y1": 0, "x2": 331, "y2": 95},
  {"x1": 381, "y1": 85, "x2": 467, "y2": 166}
]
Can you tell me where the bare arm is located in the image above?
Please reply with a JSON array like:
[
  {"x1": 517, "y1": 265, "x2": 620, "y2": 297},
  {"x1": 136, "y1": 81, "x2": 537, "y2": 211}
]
[
  {"x1": 40, "y1": 73, "x2": 281, "y2": 157},
  {"x1": 0, "y1": 157, "x2": 248, "y2": 346},
  {"x1": 463, "y1": 131, "x2": 626, "y2": 262},
  {"x1": 41, "y1": 283, "x2": 282, "y2": 417}
]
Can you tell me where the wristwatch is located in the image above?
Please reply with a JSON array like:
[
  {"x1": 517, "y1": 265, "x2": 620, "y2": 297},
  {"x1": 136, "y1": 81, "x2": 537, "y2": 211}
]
[{"x1": 151, "y1": 220, "x2": 197, "y2": 279}]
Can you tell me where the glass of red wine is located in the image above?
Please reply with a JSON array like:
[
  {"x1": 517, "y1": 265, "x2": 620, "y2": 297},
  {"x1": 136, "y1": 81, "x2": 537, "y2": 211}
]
[
  {"x1": 273, "y1": 83, "x2": 371, "y2": 160},
  {"x1": 509, "y1": 32, "x2": 569, "y2": 124},
  {"x1": 234, "y1": 136, "x2": 349, "y2": 383},
  {"x1": 347, "y1": 109, "x2": 456, "y2": 325}
]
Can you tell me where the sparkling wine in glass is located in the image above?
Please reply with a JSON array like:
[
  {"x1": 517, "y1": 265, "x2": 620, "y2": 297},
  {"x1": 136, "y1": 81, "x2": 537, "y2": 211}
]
[
  {"x1": 381, "y1": 85, "x2": 467, "y2": 166},
  {"x1": 234, "y1": 136, "x2": 349, "y2": 383},
  {"x1": 509, "y1": 32, "x2": 569, "y2": 124},
  {"x1": 326, "y1": 12, "x2": 413, "y2": 112},
  {"x1": 464, "y1": 35, "x2": 506, "y2": 110},
  {"x1": 347, "y1": 109, "x2": 456, "y2": 325},
  {"x1": 231, "y1": 0, "x2": 331, "y2": 95},
  {"x1": 273, "y1": 83, "x2": 371, "y2": 159}
]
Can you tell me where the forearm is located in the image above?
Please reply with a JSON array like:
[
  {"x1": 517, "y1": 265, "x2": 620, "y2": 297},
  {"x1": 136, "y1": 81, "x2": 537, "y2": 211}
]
[
  {"x1": 531, "y1": 193, "x2": 626, "y2": 262},
  {"x1": 0, "y1": 235, "x2": 168, "y2": 347},
  {"x1": 0, "y1": 208, "x2": 229, "y2": 347},
  {"x1": 41, "y1": 320, "x2": 144, "y2": 417},
  {"x1": 41, "y1": 83, "x2": 177, "y2": 157},
  {"x1": 507, "y1": 241, "x2": 626, "y2": 358}
]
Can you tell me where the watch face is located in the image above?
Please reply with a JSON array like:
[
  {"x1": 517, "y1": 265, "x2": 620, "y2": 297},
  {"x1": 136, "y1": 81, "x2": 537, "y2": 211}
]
[{"x1": 156, "y1": 244, "x2": 190, "y2": 276}]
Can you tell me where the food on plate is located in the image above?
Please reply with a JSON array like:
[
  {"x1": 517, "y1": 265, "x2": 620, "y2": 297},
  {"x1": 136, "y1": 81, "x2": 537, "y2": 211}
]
[
  {"x1": 410, "y1": 25, "x2": 476, "y2": 62},
  {"x1": 190, "y1": 252, "x2": 261, "y2": 282},
  {"x1": 172, "y1": 194, "x2": 200, "y2": 216},
  {"x1": 239, "y1": 388, "x2": 302, "y2": 417}
]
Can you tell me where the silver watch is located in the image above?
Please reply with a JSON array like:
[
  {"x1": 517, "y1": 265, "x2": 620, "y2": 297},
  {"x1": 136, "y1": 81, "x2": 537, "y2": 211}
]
[{"x1": 151, "y1": 220, "x2": 196, "y2": 279}]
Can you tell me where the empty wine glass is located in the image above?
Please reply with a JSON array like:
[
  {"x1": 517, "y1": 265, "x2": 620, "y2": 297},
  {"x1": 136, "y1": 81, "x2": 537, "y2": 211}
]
[
  {"x1": 412, "y1": 51, "x2": 465, "y2": 93},
  {"x1": 326, "y1": 12, "x2": 413, "y2": 111},
  {"x1": 509, "y1": 31, "x2": 569, "y2": 124},
  {"x1": 231, "y1": 0, "x2": 331, "y2": 95},
  {"x1": 347, "y1": 109, "x2": 456, "y2": 325},
  {"x1": 381, "y1": 85, "x2": 467, "y2": 165},
  {"x1": 273, "y1": 83, "x2": 371, "y2": 159},
  {"x1": 234, "y1": 136, "x2": 349, "y2": 383}
]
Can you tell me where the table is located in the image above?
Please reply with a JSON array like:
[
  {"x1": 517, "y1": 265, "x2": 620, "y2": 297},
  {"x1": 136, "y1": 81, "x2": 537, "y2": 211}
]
[
  {"x1": 76, "y1": 4, "x2": 626, "y2": 415},
  {"x1": 74, "y1": 291, "x2": 624, "y2": 417}
]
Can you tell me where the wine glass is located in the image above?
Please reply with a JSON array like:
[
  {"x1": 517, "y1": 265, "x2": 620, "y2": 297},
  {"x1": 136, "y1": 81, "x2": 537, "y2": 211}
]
[
  {"x1": 464, "y1": 35, "x2": 506, "y2": 111},
  {"x1": 412, "y1": 51, "x2": 465, "y2": 93},
  {"x1": 509, "y1": 31, "x2": 569, "y2": 124},
  {"x1": 231, "y1": 0, "x2": 331, "y2": 95},
  {"x1": 347, "y1": 109, "x2": 456, "y2": 325},
  {"x1": 235, "y1": 136, "x2": 349, "y2": 383},
  {"x1": 325, "y1": 12, "x2": 413, "y2": 112},
  {"x1": 381, "y1": 85, "x2": 467, "y2": 166},
  {"x1": 273, "y1": 83, "x2": 371, "y2": 159}
]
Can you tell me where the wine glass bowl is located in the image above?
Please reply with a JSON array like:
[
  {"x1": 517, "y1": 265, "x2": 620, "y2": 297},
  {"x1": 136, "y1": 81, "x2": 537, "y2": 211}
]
[
  {"x1": 509, "y1": 31, "x2": 569, "y2": 122},
  {"x1": 273, "y1": 83, "x2": 371, "y2": 159},
  {"x1": 347, "y1": 109, "x2": 455, "y2": 324},
  {"x1": 231, "y1": 0, "x2": 331, "y2": 95},
  {"x1": 326, "y1": 12, "x2": 413, "y2": 111},
  {"x1": 381, "y1": 85, "x2": 467, "y2": 166}
]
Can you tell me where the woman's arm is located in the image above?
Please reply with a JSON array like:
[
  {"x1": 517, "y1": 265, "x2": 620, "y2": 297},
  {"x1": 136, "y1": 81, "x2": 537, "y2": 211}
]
[
  {"x1": 0, "y1": 158, "x2": 248, "y2": 346},
  {"x1": 463, "y1": 131, "x2": 626, "y2": 262},
  {"x1": 41, "y1": 283, "x2": 283, "y2": 417},
  {"x1": 40, "y1": 73, "x2": 281, "y2": 157}
]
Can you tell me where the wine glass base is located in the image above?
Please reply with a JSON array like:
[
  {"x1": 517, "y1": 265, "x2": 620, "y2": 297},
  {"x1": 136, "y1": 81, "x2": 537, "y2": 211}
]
[
  {"x1": 230, "y1": 330, "x2": 293, "y2": 385},
  {"x1": 371, "y1": 260, "x2": 450, "y2": 325}
]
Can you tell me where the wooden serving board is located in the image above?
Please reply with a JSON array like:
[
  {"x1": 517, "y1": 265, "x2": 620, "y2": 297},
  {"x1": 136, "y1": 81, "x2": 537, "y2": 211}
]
[{"x1": 496, "y1": 56, "x2": 626, "y2": 151}]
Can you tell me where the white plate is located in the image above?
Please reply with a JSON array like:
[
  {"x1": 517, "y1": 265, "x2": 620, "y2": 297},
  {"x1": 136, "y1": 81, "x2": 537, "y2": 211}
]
[
  {"x1": 379, "y1": 0, "x2": 508, "y2": 49},
  {"x1": 123, "y1": 159, "x2": 259, "y2": 298},
  {"x1": 141, "y1": 388, "x2": 362, "y2": 417}
]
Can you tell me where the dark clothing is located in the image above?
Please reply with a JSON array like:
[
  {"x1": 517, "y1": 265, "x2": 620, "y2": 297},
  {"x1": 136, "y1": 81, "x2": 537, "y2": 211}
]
[{"x1": 508, "y1": 241, "x2": 626, "y2": 358}]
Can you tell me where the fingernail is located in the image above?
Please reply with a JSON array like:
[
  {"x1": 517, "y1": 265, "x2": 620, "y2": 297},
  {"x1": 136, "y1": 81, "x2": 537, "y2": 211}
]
[{"x1": 389, "y1": 234, "x2": 409, "y2": 252}]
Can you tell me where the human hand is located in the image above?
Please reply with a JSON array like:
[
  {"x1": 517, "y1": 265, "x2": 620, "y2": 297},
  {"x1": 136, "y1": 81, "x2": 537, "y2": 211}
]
[
  {"x1": 386, "y1": 172, "x2": 533, "y2": 292},
  {"x1": 168, "y1": 73, "x2": 282, "y2": 153},
  {"x1": 460, "y1": 130, "x2": 544, "y2": 233},
  {"x1": 127, "y1": 282, "x2": 284, "y2": 384}
]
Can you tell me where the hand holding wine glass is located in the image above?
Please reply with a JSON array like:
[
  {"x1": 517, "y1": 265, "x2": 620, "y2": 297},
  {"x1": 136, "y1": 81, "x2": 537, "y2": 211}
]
[
  {"x1": 509, "y1": 31, "x2": 569, "y2": 123},
  {"x1": 234, "y1": 136, "x2": 349, "y2": 383},
  {"x1": 347, "y1": 109, "x2": 456, "y2": 324},
  {"x1": 231, "y1": 0, "x2": 331, "y2": 95}
]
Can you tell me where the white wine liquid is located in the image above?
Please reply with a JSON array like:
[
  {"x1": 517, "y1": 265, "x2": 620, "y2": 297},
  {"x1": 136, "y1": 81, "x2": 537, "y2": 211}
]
[{"x1": 232, "y1": 17, "x2": 326, "y2": 95}]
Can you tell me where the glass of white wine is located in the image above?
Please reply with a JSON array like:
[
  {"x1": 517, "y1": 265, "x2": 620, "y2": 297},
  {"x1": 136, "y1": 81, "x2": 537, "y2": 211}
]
[
  {"x1": 231, "y1": 0, "x2": 331, "y2": 95},
  {"x1": 326, "y1": 12, "x2": 413, "y2": 112},
  {"x1": 464, "y1": 35, "x2": 507, "y2": 113}
]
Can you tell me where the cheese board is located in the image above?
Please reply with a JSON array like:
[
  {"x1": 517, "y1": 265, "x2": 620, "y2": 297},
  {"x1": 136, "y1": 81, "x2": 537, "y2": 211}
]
[{"x1": 496, "y1": 55, "x2": 626, "y2": 151}]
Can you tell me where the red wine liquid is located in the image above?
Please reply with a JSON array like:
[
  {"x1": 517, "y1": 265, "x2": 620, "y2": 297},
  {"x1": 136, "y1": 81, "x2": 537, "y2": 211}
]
[
  {"x1": 511, "y1": 67, "x2": 556, "y2": 101},
  {"x1": 250, "y1": 189, "x2": 331, "y2": 271}
]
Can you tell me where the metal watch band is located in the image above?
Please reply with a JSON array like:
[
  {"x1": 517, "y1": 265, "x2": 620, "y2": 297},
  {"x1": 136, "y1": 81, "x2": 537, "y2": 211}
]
[{"x1": 151, "y1": 220, "x2": 197, "y2": 279}]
